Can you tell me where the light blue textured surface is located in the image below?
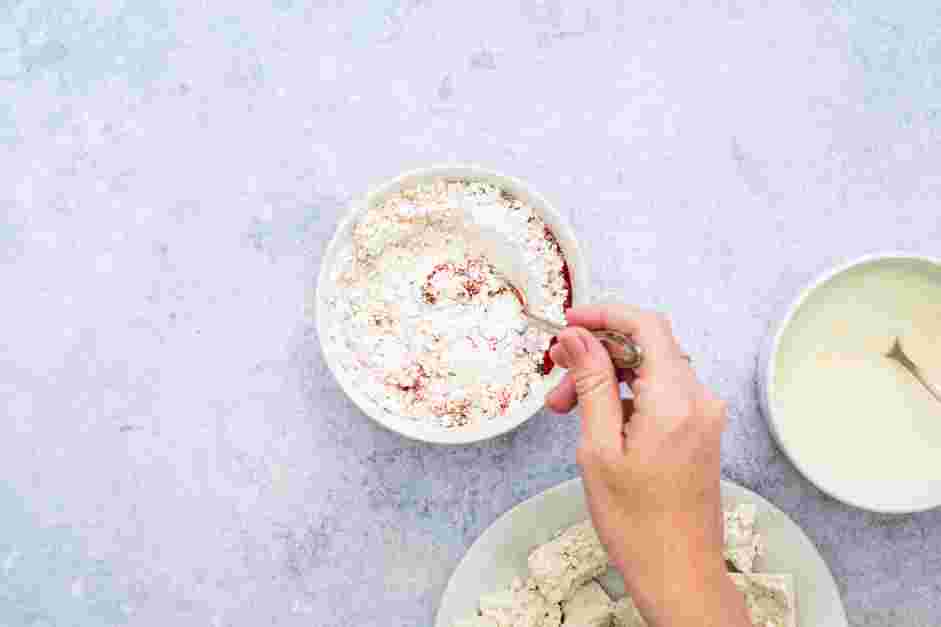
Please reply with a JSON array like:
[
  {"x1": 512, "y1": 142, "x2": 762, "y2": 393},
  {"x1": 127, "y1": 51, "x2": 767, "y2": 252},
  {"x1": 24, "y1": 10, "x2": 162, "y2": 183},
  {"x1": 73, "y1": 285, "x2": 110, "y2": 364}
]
[{"x1": 2, "y1": 2, "x2": 940, "y2": 626}]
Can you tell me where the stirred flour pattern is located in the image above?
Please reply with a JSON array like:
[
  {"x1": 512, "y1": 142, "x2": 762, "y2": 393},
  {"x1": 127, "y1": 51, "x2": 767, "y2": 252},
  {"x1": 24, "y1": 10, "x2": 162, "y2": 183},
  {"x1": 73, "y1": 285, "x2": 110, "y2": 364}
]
[{"x1": 323, "y1": 179, "x2": 572, "y2": 429}]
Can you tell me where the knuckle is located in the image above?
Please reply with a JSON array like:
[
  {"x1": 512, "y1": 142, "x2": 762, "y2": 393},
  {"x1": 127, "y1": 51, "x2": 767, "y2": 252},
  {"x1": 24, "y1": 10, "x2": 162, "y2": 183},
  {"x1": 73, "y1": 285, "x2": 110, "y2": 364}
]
[
  {"x1": 709, "y1": 400, "x2": 729, "y2": 428},
  {"x1": 574, "y1": 369, "x2": 616, "y2": 398},
  {"x1": 658, "y1": 399, "x2": 698, "y2": 434},
  {"x1": 692, "y1": 395, "x2": 727, "y2": 431},
  {"x1": 701, "y1": 393, "x2": 727, "y2": 417},
  {"x1": 576, "y1": 444, "x2": 598, "y2": 468},
  {"x1": 654, "y1": 312, "x2": 672, "y2": 330},
  {"x1": 637, "y1": 312, "x2": 674, "y2": 337}
]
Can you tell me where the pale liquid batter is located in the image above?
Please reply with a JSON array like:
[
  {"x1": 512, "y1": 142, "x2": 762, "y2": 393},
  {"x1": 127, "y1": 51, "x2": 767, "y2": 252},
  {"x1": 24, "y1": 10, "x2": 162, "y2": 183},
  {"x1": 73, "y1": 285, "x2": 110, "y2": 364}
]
[{"x1": 774, "y1": 259, "x2": 941, "y2": 509}]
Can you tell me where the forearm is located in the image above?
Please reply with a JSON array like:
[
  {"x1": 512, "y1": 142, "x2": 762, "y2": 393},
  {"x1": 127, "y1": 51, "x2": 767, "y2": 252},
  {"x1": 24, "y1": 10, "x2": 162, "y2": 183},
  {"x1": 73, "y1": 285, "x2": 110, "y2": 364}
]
[{"x1": 617, "y1": 550, "x2": 752, "y2": 627}]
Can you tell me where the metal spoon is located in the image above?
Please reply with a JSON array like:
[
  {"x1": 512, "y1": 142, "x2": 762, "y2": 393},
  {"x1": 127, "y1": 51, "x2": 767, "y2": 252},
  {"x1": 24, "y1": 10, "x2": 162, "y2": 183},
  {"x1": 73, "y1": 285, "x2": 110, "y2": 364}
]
[
  {"x1": 885, "y1": 338, "x2": 941, "y2": 404},
  {"x1": 461, "y1": 215, "x2": 644, "y2": 369},
  {"x1": 501, "y1": 276, "x2": 644, "y2": 370}
]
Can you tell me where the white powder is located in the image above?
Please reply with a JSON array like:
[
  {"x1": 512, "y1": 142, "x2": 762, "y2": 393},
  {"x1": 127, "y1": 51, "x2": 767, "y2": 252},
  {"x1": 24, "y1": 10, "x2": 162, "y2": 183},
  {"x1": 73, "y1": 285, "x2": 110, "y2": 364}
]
[{"x1": 323, "y1": 178, "x2": 571, "y2": 429}]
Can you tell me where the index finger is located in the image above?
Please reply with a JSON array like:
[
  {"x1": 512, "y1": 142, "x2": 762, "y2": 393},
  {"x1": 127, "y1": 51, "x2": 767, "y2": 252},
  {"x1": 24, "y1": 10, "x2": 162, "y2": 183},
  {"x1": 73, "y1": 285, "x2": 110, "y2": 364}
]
[{"x1": 565, "y1": 305, "x2": 686, "y2": 377}]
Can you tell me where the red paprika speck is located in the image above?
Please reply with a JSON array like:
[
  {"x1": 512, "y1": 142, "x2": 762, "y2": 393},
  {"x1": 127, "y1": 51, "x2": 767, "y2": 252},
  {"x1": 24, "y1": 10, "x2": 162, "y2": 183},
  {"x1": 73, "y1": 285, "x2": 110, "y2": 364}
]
[
  {"x1": 560, "y1": 260, "x2": 573, "y2": 309},
  {"x1": 394, "y1": 364, "x2": 427, "y2": 397},
  {"x1": 541, "y1": 336, "x2": 559, "y2": 375},
  {"x1": 498, "y1": 388, "x2": 512, "y2": 415}
]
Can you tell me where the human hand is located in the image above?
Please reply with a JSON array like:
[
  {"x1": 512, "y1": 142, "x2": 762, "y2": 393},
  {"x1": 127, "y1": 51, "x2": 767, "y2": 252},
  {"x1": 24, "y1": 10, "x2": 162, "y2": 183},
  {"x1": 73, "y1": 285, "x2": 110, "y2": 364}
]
[{"x1": 546, "y1": 305, "x2": 750, "y2": 627}]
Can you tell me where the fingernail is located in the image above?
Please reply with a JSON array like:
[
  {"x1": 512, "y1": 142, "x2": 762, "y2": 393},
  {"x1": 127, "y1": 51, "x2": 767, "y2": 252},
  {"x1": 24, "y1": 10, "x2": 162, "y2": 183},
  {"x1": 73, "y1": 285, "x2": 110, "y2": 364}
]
[{"x1": 561, "y1": 332, "x2": 586, "y2": 360}]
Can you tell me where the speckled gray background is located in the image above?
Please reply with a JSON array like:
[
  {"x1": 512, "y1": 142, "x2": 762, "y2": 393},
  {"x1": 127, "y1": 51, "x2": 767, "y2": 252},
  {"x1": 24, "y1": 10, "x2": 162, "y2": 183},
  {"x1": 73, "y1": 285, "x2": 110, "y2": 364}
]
[{"x1": 2, "y1": 1, "x2": 940, "y2": 626}]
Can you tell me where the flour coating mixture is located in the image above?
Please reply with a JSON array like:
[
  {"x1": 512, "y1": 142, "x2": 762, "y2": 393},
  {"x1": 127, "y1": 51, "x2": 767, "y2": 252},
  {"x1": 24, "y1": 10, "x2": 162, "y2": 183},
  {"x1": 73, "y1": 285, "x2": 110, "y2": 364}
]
[{"x1": 323, "y1": 179, "x2": 572, "y2": 429}]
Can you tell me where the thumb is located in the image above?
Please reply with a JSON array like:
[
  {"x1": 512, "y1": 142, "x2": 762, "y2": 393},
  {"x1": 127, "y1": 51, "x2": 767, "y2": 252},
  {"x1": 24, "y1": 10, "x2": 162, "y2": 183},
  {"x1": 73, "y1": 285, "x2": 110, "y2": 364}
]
[{"x1": 558, "y1": 327, "x2": 624, "y2": 452}]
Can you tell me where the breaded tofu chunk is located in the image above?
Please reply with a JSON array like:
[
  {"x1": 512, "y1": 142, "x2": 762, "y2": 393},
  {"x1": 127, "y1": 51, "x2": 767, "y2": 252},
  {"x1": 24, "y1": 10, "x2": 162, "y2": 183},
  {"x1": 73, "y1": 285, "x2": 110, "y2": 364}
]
[
  {"x1": 528, "y1": 521, "x2": 609, "y2": 603},
  {"x1": 478, "y1": 577, "x2": 563, "y2": 627},
  {"x1": 561, "y1": 581, "x2": 613, "y2": 627},
  {"x1": 724, "y1": 504, "x2": 763, "y2": 573},
  {"x1": 729, "y1": 573, "x2": 797, "y2": 627},
  {"x1": 611, "y1": 595, "x2": 646, "y2": 627}
]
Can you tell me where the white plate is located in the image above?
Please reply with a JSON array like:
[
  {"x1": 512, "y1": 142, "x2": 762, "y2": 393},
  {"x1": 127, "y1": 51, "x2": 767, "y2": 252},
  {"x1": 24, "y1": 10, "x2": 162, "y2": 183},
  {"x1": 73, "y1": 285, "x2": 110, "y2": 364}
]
[{"x1": 435, "y1": 478, "x2": 847, "y2": 627}]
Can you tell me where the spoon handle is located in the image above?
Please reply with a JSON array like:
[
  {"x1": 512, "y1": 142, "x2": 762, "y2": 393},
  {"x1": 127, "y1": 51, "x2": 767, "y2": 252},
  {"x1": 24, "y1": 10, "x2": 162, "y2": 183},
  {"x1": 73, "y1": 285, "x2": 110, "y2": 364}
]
[
  {"x1": 906, "y1": 365, "x2": 941, "y2": 404},
  {"x1": 523, "y1": 312, "x2": 644, "y2": 369},
  {"x1": 887, "y1": 340, "x2": 941, "y2": 405}
]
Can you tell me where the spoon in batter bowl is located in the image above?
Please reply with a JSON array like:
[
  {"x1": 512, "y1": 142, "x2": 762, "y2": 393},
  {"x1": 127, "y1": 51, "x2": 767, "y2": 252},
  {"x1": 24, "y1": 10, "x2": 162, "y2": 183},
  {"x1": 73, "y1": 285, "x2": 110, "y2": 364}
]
[
  {"x1": 885, "y1": 338, "x2": 941, "y2": 404},
  {"x1": 462, "y1": 214, "x2": 644, "y2": 370}
]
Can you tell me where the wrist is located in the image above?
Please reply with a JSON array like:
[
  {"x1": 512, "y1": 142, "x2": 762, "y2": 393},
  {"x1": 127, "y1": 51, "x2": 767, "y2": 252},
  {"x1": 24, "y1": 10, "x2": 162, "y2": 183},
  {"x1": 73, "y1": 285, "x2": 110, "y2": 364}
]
[
  {"x1": 616, "y1": 546, "x2": 730, "y2": 625},
  {"x1": 613, "y1": 513, "x2": 725, "y2": 590}
]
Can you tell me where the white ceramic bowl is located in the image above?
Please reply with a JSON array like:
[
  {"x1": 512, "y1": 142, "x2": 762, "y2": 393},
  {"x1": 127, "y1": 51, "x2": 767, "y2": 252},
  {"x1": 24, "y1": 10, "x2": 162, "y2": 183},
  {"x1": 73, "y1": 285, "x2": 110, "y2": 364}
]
[
  {"x1": 316, "y1": 165, "x2": 591, "y2": 445},
  {"x1": 759, "y1": 252, "x2": 941, "y2": 514}
]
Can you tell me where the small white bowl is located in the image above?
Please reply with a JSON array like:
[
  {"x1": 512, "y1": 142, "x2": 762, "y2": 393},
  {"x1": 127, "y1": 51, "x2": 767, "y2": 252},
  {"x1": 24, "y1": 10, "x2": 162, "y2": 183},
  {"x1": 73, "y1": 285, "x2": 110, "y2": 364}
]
[
  {"x1": 759, "y1": 252, "x2": 941, "y2": 514},
  {"x1": 316, "y1": 165, "x2": 591, "y2": 445}
]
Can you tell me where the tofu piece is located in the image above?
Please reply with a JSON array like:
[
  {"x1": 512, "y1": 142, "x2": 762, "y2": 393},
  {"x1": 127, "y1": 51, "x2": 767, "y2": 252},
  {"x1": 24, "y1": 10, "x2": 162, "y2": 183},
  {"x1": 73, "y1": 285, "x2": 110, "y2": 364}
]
[
  {"x1": 479, "y1": 577, "x2": 563, "y2": 627},
  {"x1": 611, "y1": 596, "x2": 647, "y2": 627},
  {"x1": 729, "y1": 573, "x2": 797, "y2": 627},
  {"x1": 724, "y1": 504, "x2": 763, "y2": 573},
  {"x1": 561, "y1": 581, "x2": 613, "y2": 627},
  {"x1": 528, "y1": 520, "x2": 609, "y2": 603},
  {"x1": 609, "y1": 575, "x2": 795, "y2": 627},
  {"x1": 454, "y1": 618, "x2": 499, "y2": 627}
]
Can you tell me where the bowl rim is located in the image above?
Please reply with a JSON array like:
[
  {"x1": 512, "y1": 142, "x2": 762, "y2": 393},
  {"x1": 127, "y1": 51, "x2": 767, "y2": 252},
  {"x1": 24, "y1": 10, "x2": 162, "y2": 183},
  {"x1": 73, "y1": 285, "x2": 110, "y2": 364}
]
[
  {"x1": 761, "y1": 251, "x2": 941, "y2": 514},
  {"x1": 315, "y1": 164, "x2": 591, "y2": 445}
]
